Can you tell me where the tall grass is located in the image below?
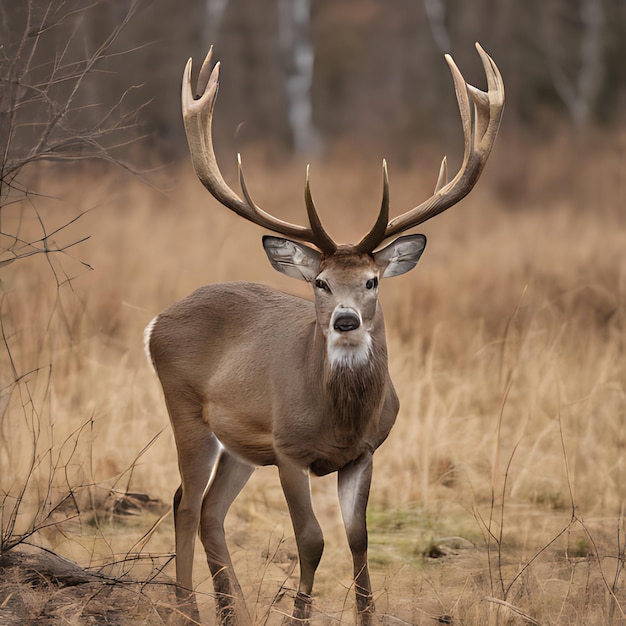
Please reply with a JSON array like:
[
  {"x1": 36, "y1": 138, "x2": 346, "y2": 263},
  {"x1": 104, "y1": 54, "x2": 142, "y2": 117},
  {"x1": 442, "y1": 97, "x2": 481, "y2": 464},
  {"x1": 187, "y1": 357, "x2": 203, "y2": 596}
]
[{"x1": 1, "y1": 132, "x2": 625, "y2": 623}]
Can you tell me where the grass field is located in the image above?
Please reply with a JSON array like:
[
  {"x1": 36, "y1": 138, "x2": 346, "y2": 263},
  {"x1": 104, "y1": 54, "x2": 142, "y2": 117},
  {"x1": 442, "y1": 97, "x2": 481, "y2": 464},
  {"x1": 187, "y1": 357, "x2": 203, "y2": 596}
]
[{"x1": 1, "y1": 132, "x2": 626, "y2": 624}]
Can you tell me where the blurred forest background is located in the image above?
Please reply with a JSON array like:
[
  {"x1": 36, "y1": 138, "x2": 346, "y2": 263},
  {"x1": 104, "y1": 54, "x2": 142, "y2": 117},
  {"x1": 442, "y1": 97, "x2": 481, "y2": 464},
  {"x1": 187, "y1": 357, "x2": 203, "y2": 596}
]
[{"x1": 3, "y1": 0, "x2": 626, "y2": 170}]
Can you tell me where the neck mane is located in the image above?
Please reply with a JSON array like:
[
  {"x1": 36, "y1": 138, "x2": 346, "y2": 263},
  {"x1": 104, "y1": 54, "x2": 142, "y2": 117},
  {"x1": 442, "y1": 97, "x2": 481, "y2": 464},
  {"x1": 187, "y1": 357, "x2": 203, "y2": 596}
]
[{"x1": 324, "y1": 341, "x2": 387, "y2": 441}]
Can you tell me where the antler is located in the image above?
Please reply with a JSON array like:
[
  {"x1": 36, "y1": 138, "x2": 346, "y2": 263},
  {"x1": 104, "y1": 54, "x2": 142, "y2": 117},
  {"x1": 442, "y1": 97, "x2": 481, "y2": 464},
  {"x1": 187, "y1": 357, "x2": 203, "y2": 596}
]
[
  {"x1": 356, "y1": 43, "x2": 505, "y2": 253},
  {"x1": 182, "y1": 47, "x2": 337, "y2": 254},
  {"x1": 183, "y1": 45, "x2": 503, "y2": 256}
]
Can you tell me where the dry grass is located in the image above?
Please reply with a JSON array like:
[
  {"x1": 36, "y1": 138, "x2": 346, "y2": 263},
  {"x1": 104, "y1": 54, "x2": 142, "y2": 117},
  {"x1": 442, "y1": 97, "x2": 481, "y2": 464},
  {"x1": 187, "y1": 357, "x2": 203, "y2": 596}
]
[{"x1": 1, "y1": 131, "x2": 626, "y2": 624}]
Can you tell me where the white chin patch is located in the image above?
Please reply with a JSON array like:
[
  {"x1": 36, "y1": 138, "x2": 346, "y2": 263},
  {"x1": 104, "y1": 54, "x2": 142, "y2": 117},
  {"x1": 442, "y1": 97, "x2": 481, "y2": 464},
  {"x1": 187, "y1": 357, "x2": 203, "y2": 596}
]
[{"x1": 327, "y1": 330, "x2": 372, "y2": 369}]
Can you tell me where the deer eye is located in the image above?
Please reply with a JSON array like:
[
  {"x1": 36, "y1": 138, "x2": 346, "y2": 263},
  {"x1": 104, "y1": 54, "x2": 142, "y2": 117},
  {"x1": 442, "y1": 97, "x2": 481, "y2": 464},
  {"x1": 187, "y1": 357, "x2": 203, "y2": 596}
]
[
  {"x1": 365, "y1": 277, "x2": 378, "y2": 290},
  {"x1": 315, "y1": 278, "x2": 330, "y2": 292}
]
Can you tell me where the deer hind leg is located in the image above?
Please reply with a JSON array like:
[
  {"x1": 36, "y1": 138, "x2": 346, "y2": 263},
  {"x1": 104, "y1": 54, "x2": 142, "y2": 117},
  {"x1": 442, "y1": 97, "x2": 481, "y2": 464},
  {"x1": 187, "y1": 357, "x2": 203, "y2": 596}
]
[
  {"x1": 278, "y1": 461, "x2": 324, "y2": 625},
  {"x1": 165, "y1": 392, "x2": 223, "y2": 597},
  {"x1": 338, "y1": 452, "x2": 375, "y2": 625},
  {"x1": 199, "y1": 449, "x2": 254, "y2": 625}
]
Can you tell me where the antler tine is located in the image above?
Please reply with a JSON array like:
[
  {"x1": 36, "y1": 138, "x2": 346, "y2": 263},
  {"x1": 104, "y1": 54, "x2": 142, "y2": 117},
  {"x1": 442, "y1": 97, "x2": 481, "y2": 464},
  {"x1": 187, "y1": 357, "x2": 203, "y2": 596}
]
[
  {"x1": 434, "y1": 156, "x2": 449, "y2": 194},
  {"x1": 304, "y1": 166, "x2": 337, "y2": 254},
  {"x1": 182, "y1": 50, "x2": 337, "y2": 249},
  {"x1": 196, "y1": 46, "x2": 215, "y2": 97},
  {"x1": 379, "y1": 43, "x2": 504, "y2": 243},
  {"x1": 355, "y1": 160, "x2": 390, "y2": 253}
]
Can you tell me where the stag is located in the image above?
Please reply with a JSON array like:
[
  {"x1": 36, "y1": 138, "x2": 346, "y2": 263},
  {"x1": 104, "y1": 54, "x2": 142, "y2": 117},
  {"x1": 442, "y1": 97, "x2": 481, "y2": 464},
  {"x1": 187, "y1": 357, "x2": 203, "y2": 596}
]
[{"x1": 145, "y1": 43, "x2": 503, "y2": 625}]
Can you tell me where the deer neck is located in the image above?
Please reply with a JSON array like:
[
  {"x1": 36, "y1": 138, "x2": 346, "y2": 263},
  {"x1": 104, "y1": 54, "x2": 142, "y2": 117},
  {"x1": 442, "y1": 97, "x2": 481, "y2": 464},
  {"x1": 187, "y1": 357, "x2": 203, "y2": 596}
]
[{"x1": 316, "y1": 321, "x2": 388, "y2": 441}]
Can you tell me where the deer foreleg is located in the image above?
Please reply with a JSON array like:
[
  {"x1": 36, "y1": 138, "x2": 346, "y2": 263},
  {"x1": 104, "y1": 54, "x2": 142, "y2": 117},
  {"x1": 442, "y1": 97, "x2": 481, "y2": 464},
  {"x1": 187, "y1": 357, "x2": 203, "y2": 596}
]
[
  {"x1": 278, "y1": 461, "x2": 324, "y2": 624},
  {"x1": 338, "y1": 452, "x2": 375, "y2": 624}
]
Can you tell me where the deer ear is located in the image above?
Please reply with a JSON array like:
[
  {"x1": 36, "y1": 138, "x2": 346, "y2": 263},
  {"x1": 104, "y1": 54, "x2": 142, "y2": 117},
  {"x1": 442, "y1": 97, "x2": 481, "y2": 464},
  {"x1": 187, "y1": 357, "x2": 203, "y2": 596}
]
[
  {"x1": 374, "y1": 234, "x2": 427, "y2": 278},
  {"x1": 262, "y1": 236, "x2": 321, "y2": 282}
]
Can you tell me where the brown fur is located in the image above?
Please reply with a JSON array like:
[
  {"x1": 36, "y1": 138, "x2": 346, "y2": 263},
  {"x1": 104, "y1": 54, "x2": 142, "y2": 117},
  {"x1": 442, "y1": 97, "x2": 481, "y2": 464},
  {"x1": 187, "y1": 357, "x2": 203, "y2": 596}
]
[{"x1": 324, "y1": 345, "x2": 387, "y2": 442}]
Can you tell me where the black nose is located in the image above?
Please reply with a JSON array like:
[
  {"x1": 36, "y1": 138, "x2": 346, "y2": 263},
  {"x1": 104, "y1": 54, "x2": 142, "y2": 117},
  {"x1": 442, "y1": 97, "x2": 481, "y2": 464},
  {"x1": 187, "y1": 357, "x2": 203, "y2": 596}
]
[{"x1": 333, "y1": 313, "x2": 360, "y2": 332}]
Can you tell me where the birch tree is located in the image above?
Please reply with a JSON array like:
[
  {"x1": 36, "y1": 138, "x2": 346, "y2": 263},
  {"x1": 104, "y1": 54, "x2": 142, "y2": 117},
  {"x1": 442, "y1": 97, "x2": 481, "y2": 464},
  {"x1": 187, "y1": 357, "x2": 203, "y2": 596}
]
[
  {"x1": 277, "y1": 0, "x2": 320, "y2": 153},
  {"x1": 542, "y1": 0, "x2": 605, "y2": 130}
]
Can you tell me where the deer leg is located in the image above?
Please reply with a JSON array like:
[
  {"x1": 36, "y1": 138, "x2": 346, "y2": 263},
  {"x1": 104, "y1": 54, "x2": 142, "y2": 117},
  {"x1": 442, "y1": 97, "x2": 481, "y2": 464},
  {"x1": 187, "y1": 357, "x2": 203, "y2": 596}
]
[
  {"x1": 338, "y1": 452, "x2": 375, "y2": 624},
  {"x1": 165, "y1": 392, "x2": 223, "y2": 597},
  {"x1": 199, "y1": 449, "x2": 254, "y2": 625},
  {"x1": 278, "y1": 462, "x2": 324, "y2": 625}
]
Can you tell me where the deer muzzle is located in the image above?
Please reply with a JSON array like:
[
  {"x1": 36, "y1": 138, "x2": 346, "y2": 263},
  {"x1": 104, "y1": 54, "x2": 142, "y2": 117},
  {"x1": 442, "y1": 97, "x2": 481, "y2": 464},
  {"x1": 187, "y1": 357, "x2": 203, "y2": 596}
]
[{"x1": 332, "y1": 308, "x2": 361, "y2": 333}]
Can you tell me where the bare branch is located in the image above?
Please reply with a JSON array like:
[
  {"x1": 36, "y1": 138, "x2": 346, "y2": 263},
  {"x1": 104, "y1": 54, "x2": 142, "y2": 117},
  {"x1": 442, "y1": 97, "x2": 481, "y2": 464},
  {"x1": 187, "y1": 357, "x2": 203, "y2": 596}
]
[{"x1": 1, "y1": 0, "x2": 145, "y2": 205}]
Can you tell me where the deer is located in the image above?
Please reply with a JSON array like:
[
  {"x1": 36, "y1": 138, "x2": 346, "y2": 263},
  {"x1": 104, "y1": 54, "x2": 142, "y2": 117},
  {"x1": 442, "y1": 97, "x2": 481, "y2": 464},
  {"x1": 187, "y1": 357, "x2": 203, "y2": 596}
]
[{"x1": 145, "y1": 43, "x2": 504, "y2": 625}]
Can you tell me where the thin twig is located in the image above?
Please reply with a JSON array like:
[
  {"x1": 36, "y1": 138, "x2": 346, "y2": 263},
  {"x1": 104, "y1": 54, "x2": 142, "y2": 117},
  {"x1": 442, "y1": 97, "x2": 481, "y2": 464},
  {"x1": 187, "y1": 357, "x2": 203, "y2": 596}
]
[{"x1": 484, "y1": 596, "x2": 541, "y2": 625}]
